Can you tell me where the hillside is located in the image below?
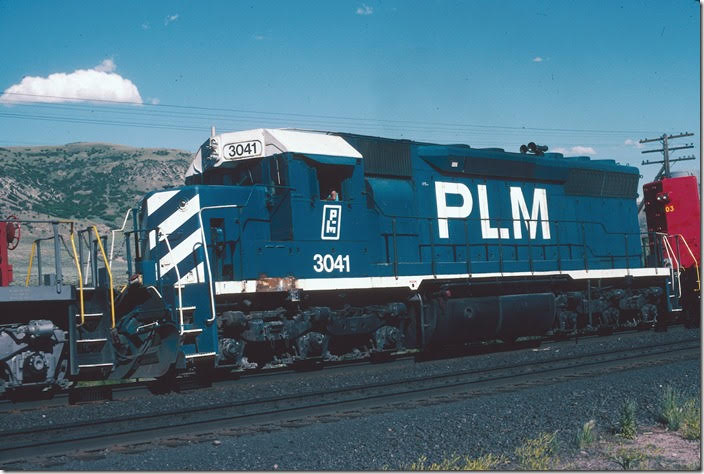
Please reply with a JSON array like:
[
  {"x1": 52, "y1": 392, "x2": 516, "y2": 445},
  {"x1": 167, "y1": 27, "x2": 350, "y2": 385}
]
[
  {"x1": 0, "y1": 143, "x2": 192, "y2": 284},
  {"x1": 0, "y1": 143, "x2": 191, "y2": 227}
]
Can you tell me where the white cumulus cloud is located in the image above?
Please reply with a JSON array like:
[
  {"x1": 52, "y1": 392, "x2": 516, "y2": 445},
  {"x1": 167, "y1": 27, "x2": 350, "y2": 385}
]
[
  {"x1": 532, "y1": 56, "x2": 544, "y2": 62},
  {"x1": 164, "y1": 14, "x2": 179, "y2": 25},
  {"x1": 356, "y1": 4, "x2": 373, "y2": 15},
  {"x1": 553, "y1": 146, "x2": 597, "y2": 155},
  {"x1": 624, "y1": 138, "x2": 645, "y2": 149},
  {"x1": 0, "y1": 60, "x2": 143, "y2": 105},
  {"x1": 94, "y1": 58, "x2": 116, "y2": 73},
  {"x1": 571, "y1": 145, "x2": 596, "y2": 154}
]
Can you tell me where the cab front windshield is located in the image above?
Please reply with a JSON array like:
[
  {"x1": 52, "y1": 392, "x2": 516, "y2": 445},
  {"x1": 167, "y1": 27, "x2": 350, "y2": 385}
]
[{"x1": 203, "y1": 155, "x2": 287, "y2": 186}]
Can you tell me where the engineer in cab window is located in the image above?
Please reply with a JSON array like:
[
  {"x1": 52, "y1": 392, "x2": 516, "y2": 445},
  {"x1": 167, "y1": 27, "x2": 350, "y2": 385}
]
[{"x1": 327, "y1": 189, "x2": 339, "y2": 201}]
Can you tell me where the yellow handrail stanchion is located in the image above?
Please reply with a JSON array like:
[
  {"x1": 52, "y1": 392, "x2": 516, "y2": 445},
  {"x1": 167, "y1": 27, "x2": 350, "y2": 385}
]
[
  {"x1": 69, "y1": 224, "x2": 85, "y2": 325},
  {"x1": 92, "y1": 226, "x2": 116, "y2": 328},
  {"x1": 24, "y1": 241, "x2": 37, "y2": 287}
]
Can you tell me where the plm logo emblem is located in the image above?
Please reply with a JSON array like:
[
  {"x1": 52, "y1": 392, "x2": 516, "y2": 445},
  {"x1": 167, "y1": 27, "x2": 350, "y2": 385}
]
[{"x1": 321, "y1": 204, "x2": 342, "y2": 240}]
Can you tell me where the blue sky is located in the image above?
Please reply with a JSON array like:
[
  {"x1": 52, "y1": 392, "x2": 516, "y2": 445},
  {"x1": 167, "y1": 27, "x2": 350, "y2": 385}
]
[{"x1": 0, "y1": 0, "x2": 699, "y2": 187}]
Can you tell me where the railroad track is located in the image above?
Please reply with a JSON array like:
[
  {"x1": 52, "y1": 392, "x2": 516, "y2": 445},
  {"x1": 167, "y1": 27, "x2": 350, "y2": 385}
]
[
  {"x1": 0, "y1": 336, "x2": 699, "y2": 465},
  {"x1": 0, "y1": 325, "x2": 678, "y2": 415},
  {"x1": 0, "y1": 323, "x2": 683, "y2": 414},
  {"x1": 0, "y1": 354, "x2": 394, "y2": 415}
]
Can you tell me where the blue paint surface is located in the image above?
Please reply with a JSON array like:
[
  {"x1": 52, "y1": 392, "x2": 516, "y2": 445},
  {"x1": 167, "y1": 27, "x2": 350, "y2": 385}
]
[{"x1": 139, "y1": 136, "x2": 642, "y2": 292}]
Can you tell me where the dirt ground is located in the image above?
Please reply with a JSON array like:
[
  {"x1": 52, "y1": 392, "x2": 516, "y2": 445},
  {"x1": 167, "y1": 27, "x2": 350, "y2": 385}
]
[{"x1": 560, "y1": 425, "x2": 701, "y2": 470}]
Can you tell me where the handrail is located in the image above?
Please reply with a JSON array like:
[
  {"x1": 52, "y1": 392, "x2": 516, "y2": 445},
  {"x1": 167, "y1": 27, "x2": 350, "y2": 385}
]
[
  {"x1": 197, "y1": 204, "x2": 243, "y2": 324},
  {"x1": 109, "y1": 208, "x2": 134, "y2": 266},
  {"x1": 409, "y1": 236, "x2": 641, "y2": 266},
  {"x1": 23, "y1": 228, "x2": 81, "y2": 287},
  {"x1": 69, "y1": 224, "x2": 85, "y2": 325},
  {"x1": 24, "y1": 240, "x2": 37, "y2": 286},
  {"x1": 0, "y1": 218, "x2": 75, "y2": 224},
  {"x1": 92, "y1": 226, "x2": 116, "y2": 328},
  {"x1": 159, "y1": 229, "x2": 185, "y2": 334},
  {"x1": 667, "y1": 233, "x2": 700, "y2": 292},
  {"x1": 365, "y1": 193, "x2": 640, "y2": 235},
  {"x1": 80, "y1": 231, "x2": 92, "y2": 286},
  {"x1": 660, "y1": 234, "x2": 681, "y2": 297}
]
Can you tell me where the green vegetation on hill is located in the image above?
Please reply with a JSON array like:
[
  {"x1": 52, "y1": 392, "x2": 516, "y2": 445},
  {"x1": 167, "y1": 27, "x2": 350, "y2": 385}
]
[{"x1": 0, "y1": 142, "x2": 191, "y2": 227}]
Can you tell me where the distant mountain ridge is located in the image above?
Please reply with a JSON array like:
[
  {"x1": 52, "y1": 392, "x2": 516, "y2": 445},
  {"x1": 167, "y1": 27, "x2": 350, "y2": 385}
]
[
  {"x1": 0, "y1": 142, "x2": 191, "y2": 228},
  {"x1": 0, "y1": 143, "x2": 192, "y2": 282}
]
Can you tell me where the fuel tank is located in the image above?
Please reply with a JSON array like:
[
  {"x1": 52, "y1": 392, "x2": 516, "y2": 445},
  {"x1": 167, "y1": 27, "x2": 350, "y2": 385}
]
[{"x1": 425, "y1": 293, "x2": 556, "y2": 345}]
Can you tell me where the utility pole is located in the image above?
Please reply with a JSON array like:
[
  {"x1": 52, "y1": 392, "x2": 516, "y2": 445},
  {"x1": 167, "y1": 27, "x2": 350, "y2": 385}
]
[
  {"x1": 637, "y1": 132, "x2": 696, "y2": 212},
  {"x1": 640, "y1": 132, "x2": 695, "y2": 178}
]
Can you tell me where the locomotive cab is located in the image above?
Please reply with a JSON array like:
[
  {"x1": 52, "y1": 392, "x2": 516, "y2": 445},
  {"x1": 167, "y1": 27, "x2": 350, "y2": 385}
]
[{"x1": 116, "y1": 129, "x2": 369, "y2": 371}]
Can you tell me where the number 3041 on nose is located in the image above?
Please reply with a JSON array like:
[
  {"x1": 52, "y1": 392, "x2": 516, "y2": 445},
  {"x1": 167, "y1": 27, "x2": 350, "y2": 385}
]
[{"x1": 313, "y1": 254, "x2": 351, "y2": 273}]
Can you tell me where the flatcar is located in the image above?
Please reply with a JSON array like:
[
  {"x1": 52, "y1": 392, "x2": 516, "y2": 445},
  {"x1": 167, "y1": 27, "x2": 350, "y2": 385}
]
[{"x1": 0, "y1": 129, "x2": 698, "y2": 396}]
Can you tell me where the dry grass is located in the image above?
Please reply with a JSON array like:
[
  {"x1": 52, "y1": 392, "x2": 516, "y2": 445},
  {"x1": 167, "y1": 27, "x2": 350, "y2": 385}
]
[
  {"x1": 576, "y1": 419, "x2": 596, "y2": 449},
  {"x1": 617, "y1": 399, "x2": 638, "y2": 439},
  {"x1": 680, "y1": 398, "x2": 701, "y2": 441},
  {"x1": 514, "y1": 431, "x2": 558, "y2": 470},
  {"x1": 404, "y1": 453, "x2": 509, "y2": 471}
]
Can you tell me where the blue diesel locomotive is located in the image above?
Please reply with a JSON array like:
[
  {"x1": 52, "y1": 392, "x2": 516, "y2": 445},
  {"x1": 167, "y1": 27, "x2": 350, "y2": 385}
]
[
  {"x1": 0, "y1": 128, "x2": 679, "y2": 394},
  {"x1": 109, "y1": 128, "x2": 674, "y2": 378}
]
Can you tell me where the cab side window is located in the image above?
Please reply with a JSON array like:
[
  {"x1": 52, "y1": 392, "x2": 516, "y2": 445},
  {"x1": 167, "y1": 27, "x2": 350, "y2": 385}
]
[{"x1": 316, "y1": 164, "x2": 353, "y2": 201}]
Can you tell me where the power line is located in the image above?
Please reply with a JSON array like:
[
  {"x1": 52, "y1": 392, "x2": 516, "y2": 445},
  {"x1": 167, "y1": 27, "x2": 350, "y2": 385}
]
[
  {"x1": 7, "y1": 102, "x2": 647, "y2": 138},
  {"x1": 3, "y1": 92, "x2": 694, "y2": 158},
  {"x1": 0, "y1": 103, "x2": 677, "y2": 156},
  {"x1": 0, "y1": 112, "x2": 646, "y2": 152},
  {"x1": 0, "y1": 109, "x2": 651, "y2": 144},
  {"x1": 0, "y1": 91, "x2": 663, "y2": 135}
]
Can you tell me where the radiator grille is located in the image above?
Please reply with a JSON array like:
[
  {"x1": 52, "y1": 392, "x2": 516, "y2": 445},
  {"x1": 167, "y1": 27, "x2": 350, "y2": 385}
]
[{"x1": 564, "y1": 168, "x2": 639, "y2": 198}]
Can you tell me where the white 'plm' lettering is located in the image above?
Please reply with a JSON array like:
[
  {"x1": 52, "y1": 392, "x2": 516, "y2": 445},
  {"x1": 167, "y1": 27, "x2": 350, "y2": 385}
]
[
  {"x1": 326, "y1": 209, "x2": 338, "y2": 234},
  {"x1": 477, "y1": 184, "x2": 509, "y2": 239},
  {"x1": 435, "y1": 181, "x2": 473, "y2": 239},
  {"x1": 321, "y1": 204, "x2": 342, "y2": 240},
  {"x1": 435, "y1": 181, "x2": 549, "y2": 240},
  {"x1": 509, "y1": 187, "x2": 550, "y2": 239}
]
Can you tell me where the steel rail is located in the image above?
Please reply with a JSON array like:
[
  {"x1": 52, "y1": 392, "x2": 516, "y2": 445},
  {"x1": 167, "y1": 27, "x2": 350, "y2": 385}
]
[
  {"x1": 0, "y1": 324, "x2": 692, "y2": 411},
  {"x1": 0, "y1": 337, "x2": 698, "y2": 464}
]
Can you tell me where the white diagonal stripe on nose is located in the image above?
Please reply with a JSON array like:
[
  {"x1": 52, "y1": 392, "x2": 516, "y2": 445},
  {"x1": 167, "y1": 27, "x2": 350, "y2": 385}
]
[
  {"x1": 147, "y1": 190, "x2": 179, "y2": 216},
  {"x1": 159, "y1": 228, "x2": 204, "y2": 275},
  {"x1": 151, "y1": 195, "x2": 201, "y2": 250}
]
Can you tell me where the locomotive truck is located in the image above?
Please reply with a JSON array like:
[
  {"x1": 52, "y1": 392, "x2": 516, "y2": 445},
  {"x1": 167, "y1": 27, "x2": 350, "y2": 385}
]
[{"x1": 0, "y1": 128, "x2": 699, "y2": 397}]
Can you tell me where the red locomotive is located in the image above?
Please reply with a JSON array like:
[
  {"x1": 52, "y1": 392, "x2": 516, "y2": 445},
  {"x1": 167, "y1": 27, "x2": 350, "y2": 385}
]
[{"x1": 642, "y1": 172, "x2": 701, "y2": 325}]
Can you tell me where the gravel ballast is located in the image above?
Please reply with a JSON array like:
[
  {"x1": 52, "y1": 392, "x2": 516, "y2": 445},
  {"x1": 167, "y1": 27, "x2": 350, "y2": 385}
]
[
  {"x1": 2, "y1": 327, "x2": 698, "y2": 433},
  {"x1": 2, "y1": 327, "x2": 700, "y2": 470}
]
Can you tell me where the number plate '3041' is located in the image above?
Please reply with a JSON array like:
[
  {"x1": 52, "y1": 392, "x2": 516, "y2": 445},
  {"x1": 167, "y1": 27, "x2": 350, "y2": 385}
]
[
  {"x1": 223, "y1": 140, "x2": 262, "y2": 159},
  {"x1": 313, "y1": 254, "x2": 350, "y2": 273}
]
